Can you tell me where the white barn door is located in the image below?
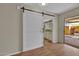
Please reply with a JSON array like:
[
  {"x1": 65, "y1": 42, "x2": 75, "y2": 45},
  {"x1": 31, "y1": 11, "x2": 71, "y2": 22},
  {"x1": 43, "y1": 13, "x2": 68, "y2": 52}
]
[{"x1": 23, "y1": 10, "x2": 43, "y2": 51}]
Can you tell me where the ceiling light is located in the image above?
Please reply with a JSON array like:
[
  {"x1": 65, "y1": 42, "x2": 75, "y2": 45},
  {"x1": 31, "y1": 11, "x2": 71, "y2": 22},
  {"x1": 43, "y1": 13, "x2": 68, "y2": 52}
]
[{"x1": 42, "y1": 3, "x2": 46, "y2": 5}]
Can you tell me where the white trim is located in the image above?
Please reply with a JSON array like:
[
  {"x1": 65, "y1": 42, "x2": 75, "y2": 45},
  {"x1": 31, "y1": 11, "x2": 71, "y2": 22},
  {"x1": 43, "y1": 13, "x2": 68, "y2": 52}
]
[
  {"x1": 6, "y1": 44, "x2": 43, "y2": 56},
  {"x1": 5, "y1": 51, "x2": 22, "y2": 56},
  {"x1": 23, "y1": 43, "x2": 43, "y2": 52}
]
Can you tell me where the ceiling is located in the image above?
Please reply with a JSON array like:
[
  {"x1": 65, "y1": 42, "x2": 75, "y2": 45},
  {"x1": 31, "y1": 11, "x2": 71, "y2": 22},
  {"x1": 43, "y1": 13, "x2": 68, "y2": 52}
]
[
  {"x1": 43, "y1": 3, "x2": 79, "y2": 14},
  {"x1": 25, "y1": 3, "x2": 79, "y2": 14},
  {"x1": 65, "y1": 16, "x2": 79, "y2": 23}
]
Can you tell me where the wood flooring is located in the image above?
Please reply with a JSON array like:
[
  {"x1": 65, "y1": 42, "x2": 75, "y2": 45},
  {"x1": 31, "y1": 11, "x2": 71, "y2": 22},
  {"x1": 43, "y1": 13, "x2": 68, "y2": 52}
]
[{"x1": 14, "y1": 40, "x2": 79, "y2": 56}]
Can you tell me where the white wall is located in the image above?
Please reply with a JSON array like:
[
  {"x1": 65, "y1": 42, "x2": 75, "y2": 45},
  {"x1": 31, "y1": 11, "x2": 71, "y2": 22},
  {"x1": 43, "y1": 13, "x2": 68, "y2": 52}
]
[
  {"x1": 0, "y1": 3, "x2": 23, "y2": 56},
  {"x1": 53, "y1": 16, "x2": 58, "y2": 43},
  {"x1": 58, "y1": 7, "x2": 79, "y2": 43}
]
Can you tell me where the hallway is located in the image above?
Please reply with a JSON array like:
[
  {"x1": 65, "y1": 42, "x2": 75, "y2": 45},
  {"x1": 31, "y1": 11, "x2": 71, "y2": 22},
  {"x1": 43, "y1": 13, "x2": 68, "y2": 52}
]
[{"x1": 15, "y1": 40, "x2": 79, "y2": 56}]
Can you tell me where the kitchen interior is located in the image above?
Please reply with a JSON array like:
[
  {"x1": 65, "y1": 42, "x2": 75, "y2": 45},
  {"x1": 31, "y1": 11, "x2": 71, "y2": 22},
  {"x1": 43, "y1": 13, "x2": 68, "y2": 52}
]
[{"x1": 64, "y1": 16, "x2": 79, "y2": 47}]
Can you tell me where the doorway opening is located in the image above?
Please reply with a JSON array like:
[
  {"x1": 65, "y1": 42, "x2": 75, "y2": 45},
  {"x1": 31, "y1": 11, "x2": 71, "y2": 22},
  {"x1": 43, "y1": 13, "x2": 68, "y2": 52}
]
[
  {"x1": 43, "y1": 20, "x2": 53, "y2": 46},
  {"x1": 64, "y1": 16, "x2": 79, "y2": 48}
]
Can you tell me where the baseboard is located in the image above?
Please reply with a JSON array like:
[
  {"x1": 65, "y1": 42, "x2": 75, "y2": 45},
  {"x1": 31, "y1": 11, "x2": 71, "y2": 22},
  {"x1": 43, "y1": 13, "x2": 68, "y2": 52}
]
[
  {"x1": 23, "y1": 43, "x2": 43, "y2": 52},
  {"x1": 5, "y1": 51, "x2": 22, "y2": 56}
]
